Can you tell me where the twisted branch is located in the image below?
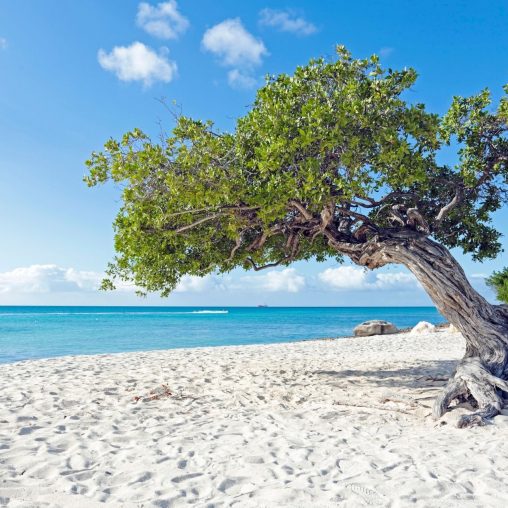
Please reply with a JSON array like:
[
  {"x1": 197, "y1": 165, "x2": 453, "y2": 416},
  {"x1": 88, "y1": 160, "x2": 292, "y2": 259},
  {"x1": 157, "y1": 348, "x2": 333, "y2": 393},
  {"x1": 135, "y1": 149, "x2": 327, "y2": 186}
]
[{"x1": 246, "y1": 257, "x2": 291, "y2": 271}]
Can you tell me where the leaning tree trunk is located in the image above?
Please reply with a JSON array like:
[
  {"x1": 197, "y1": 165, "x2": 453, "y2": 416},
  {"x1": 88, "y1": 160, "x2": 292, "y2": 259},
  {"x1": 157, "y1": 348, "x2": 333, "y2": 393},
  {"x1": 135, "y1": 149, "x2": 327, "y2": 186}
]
[{"x1": 342, "y1": 234, "x2": 508, "y2": 427}]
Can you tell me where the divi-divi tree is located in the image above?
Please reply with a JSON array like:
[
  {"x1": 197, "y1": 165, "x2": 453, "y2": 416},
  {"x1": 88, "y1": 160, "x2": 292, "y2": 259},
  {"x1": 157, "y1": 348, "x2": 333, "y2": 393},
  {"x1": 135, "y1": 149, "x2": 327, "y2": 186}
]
[{"x1": 86, "y1": 47, "x2": 508, "y2": 427}]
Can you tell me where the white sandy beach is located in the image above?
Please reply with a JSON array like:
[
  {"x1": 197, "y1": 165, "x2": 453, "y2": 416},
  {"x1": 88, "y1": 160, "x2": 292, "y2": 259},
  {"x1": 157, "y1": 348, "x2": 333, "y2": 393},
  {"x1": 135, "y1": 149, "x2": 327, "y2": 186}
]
[{"x1": 1, "y1": 329, "x2": 508, "y2": 507}]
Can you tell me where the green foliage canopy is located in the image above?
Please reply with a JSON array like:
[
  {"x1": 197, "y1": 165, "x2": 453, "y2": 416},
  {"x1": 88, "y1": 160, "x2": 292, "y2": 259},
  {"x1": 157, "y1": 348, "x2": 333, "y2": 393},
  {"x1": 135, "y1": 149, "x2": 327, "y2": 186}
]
[{"x1": 85, "y1": 47, "x2": 508, "y2": 296}]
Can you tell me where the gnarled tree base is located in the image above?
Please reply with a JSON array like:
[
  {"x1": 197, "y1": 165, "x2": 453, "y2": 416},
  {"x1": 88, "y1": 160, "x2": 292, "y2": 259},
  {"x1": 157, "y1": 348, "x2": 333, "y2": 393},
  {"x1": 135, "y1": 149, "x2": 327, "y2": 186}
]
[
  {"x1": 337, "y1": 233, "x2": 508, "y2": 428},
  {"x1": 433, "y1": 357, "x2": 508, "y2": 427}
]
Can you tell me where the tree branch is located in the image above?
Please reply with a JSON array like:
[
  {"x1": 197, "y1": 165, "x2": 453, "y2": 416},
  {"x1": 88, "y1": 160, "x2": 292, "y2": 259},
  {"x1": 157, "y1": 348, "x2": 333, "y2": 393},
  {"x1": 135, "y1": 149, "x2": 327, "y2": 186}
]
[
  {"x1": 435, "y1": 186, "x2": 463, "y2": 224},
  {"x1": 173, "y1": 213, "x2": 224, "y2": 233},
  {"x1": 407, "y1": 207, "x2": 430, "y2": 233},
  {"x1": 337, "y1": 207, "x2": 376, "y2": 228},
  {"x1": 142, "y1": 206, "x2": 261, "y2": 235},
  {"x1": 389, "y1": 205, "x2": 406, "y2": 227},
  {"x1": 226, "y1": 235, "x2": 243, "y2": 262},
  {"x1": 246, "y1": 257, "x2": 290, "y2": 271},
  {"x1": 289, "y1": 200, "x2": 314, "y2": 220},
  {"x1": 247, "y1": 231, "x2": 269, "y2": 251},
  {"x1": 351, "y1": 192, "x2": 417, "y2": 209},
  {"x1": 165, "y1": 205, "x2": 260, "y2": 219},
  {"x1": 322, "y1": 229, "x2": 362, "y2": 255},
  {"x1": 320, "y1": 202, "x2": 335, "y2": 229}
]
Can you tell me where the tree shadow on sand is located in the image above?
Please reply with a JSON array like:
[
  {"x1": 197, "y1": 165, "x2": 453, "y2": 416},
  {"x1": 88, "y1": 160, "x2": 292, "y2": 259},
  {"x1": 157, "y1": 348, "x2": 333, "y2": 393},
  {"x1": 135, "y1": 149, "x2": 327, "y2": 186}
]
[{"x1": 314, "y1": 360, "x2": 459, "y2": 389}]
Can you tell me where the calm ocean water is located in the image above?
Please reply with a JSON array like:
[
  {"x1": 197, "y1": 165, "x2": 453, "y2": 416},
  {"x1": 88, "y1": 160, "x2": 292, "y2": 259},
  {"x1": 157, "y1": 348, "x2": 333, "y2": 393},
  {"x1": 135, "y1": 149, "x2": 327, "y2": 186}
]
[{"x1": 0, "y1": 306, "x2": 446, "y2": 364}]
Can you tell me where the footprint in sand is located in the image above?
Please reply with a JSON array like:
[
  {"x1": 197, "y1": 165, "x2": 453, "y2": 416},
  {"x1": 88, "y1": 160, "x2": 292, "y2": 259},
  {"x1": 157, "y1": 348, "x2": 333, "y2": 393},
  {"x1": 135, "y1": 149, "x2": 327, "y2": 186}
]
[
  {"x1": 171, "y1": 473, "x2": 203, "y2": 483},
  {"x1": 18, "y1": 426, "x2": 42, "y2": 435},
  {"x1": 345, "y1": 483, "x2": 386, "y2": 505}
]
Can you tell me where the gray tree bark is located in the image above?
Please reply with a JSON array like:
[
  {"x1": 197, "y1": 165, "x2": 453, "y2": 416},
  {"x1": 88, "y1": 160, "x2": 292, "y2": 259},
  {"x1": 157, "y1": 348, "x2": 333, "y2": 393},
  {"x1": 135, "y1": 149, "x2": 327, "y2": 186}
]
[{"x1": 334, "y1": 233, "x2": 508, "y2": 427}]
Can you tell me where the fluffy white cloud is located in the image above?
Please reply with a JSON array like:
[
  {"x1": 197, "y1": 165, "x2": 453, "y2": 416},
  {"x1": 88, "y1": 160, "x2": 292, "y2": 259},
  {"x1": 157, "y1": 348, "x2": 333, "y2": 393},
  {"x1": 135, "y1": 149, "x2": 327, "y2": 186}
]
[
  {"x1": 319, "y1": 266, "x2": 418, "y2": 291},
  {"x1": 202, "y1": 18, "x2": 267, "y2": 67},
  {"x1": 137, "y1": 1, "x2": 189, "y2": 39},
  {"x1": 375, "y1": 271, "x2": 418, "y2": 289},
  {"x1": 174, "y1": 274, "x2": 218, "y2": 293},
  {"x1": 319, "y1": 266, "x2": 369, "y2": 291},
  {"x1": 0, "y1": 265, "x2": 222, "y2": 295},
  {"x1": 227, "y1": 69, "x2": 257, "y2": 89},
  {"x1": 98, "y1": 42, "x2": 177, "y2": 86},
  {"x1": 63, "y1": 268, "x2": 103, "y2": 290},
  {"x1": 242, "y1": 268, "x2": 305, "y2": 293},
  {"x1": 0, "y1": 265, "x2": 101, "y2": 294},
  {"x1": 0, "y1": 37, "x2": 7, "y2": 50},
  {"x1": 259, "y1": 8, "x2": 317, "y2": 36}
]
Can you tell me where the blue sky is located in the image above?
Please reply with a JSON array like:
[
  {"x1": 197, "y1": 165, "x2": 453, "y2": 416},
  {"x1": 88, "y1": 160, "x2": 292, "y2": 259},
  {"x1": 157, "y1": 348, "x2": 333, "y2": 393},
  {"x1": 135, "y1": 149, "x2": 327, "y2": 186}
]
[{"x1": 0, "y1": 0, "x2": 507, "y2": 306}]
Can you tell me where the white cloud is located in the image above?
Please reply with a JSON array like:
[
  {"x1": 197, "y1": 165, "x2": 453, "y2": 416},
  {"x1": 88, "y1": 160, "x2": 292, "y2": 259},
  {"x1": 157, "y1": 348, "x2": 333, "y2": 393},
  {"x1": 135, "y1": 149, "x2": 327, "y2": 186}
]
[
  {"x1": 319, "y1": 266, "x2": 418, "y2": 291},
  {"x1": 202, "y1": 18, "x2": 267, "y2": 67},
  {"x1": 98, "y1": 42, "x2": 177, "y2": 86},
  {"x1": 0, "y1": 37, "x2": 7, "y2": 50},
  {"x1": 375, "y1": 271, "x2": 418, "y2": 289},
  {"x1": 174, "y1": 274, "x2": 217, "y2": 293},
  {"x1": 242, "y1": 268, "x2": 305, "y2": 293},
  {"x1": 63, "y1": 268, "x2": 103, "y2": 290},
  {"x1": 470, "y1": 273, "x2": 487, "y2": 279},
  {"x1": 319, "y1": 266, "x2": 370, "y2": 291},
  {"x1": 259, "y1": 8, "x2": 317, "y2": 36},
  {"x1": 137, "y1": 1, "x2": 189, "y2": 40},
  {"x1": 227, "y1": 69, "x2": 257, "y2": 89},
  {"x1": 0, "y1": 265, "x2": 101, "y2": 294},
  {"x1": 0, "y1": 265, "x2": 222, "y2": 295}
]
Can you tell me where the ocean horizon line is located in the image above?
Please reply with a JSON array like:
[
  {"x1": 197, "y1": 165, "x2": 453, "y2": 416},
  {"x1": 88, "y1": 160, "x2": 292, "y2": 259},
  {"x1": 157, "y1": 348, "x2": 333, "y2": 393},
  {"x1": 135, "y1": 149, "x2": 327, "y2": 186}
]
[{"x1": 0, "y1": 304, "x2": 439, "y2": 309}]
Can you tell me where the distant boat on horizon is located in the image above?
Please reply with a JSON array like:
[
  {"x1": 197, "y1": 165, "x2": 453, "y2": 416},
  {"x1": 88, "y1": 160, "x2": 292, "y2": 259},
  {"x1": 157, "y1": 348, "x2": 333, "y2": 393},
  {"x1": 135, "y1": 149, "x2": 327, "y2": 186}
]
[{"x1": 257, "y1": 304, "x2": 269, "y2": 308}]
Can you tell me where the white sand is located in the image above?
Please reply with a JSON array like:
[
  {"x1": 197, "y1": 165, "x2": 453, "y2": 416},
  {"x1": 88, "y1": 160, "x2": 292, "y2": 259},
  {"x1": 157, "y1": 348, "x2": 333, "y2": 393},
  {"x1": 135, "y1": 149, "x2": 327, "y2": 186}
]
[{"x1": 1, "y1": 330, "x2": 508, "y2": 507}]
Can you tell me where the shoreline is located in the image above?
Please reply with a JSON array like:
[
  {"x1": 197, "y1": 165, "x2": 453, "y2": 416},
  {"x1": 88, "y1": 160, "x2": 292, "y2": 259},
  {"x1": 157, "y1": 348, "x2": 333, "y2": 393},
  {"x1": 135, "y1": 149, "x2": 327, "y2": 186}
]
[
  {"x1": 0, "y1": 307, "x2": 447, "y2": 366},
  {"x1": 0, "y1": 321, "x2": 450, "y2": 367},
  {"x1": 2, "y1": 329, "x2": 508, "y2": 506}
]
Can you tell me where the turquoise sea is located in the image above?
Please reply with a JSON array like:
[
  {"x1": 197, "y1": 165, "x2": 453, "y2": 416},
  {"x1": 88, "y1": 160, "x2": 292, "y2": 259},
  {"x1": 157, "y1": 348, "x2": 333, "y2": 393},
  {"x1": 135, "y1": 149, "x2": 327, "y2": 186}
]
[{"x1": 0, "y1": 306, "x2": 446, "y2": 364}]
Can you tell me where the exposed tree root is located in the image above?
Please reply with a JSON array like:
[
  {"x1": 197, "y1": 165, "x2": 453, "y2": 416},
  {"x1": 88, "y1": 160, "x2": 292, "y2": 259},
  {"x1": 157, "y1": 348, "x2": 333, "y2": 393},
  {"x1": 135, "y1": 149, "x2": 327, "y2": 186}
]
[
  {"x1": 342, "y1": 235, "x2": 508, "y2": 428},
  {"x1": 433, "y1": 358, "x2": 508, "y2": 427}
]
